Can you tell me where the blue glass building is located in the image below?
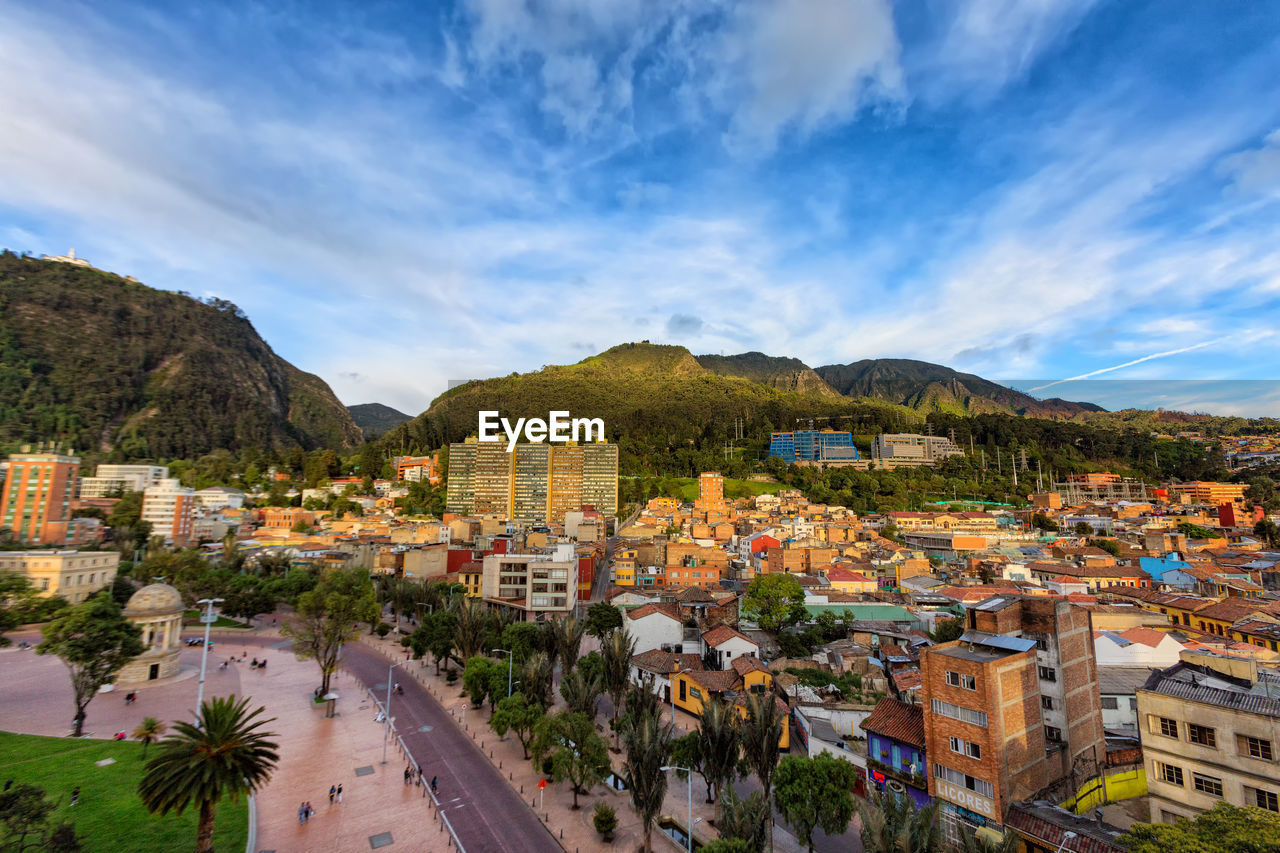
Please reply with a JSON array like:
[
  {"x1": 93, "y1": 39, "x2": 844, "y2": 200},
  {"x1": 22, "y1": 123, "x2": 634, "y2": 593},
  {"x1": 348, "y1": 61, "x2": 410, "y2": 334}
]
[{"x1": 768, "y1": 431, "x2": 858, "y2": 463}]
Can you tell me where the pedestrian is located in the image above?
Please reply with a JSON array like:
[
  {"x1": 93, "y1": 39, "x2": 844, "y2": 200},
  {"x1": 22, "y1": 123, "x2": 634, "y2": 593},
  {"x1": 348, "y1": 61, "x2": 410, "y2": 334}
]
[
  {"x1": 305, "y1": 801, "x2": 314, "y2": 821},
  {"x1": 298, "y1": 802, "x2": 306, "y2": 824},
  {"x1": 336, "y1": 783, "x2": 343, "y2": 803},
  {"x1": 70, "y1": 786, "x2": 80, "y2": 806},
  {"x1": 430, "y1": 776, "x2": 437, "y2": 794},
  {"x1": 403, "y1": 767, "x2": 411, "y2": 786},
  {"x1": 251, "y1": 658, "x2": 259, "y2": 669},
  {"x1": 329, "y1": 785, "x2": 336, "y2": 805},
  {"x1": 259, "y1": 659, "x2": 266, "y2": 671}
]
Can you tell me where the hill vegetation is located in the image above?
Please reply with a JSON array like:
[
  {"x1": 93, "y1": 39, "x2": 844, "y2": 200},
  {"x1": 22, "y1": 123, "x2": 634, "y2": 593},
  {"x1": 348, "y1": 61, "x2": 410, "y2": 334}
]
[
  {"x1": 0, "y1": 252, "x2": 362, "y2": 458},
  {"x1": 348, "y1": 402, "x2": 413, "y2": 439}
]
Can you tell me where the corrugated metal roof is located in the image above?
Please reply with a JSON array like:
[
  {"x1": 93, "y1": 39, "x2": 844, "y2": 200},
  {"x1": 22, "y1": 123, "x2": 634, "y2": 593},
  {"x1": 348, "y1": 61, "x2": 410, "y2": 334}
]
[
  {"x1": 1148, "y1": 677, "x2": 1280, "y2": 718},
  {"x1": 958, "y1": 630, "x2": 1036, "y2": 652}
]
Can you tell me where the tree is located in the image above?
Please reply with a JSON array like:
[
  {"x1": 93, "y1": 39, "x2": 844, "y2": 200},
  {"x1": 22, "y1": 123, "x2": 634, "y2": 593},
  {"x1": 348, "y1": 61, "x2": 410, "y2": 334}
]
[
  {"x1": 490, "y1": 693, "x2": 544, "y2": 759},
  {"x1": 742, "y1": 574, "x2": 806, "y2": 635},
  {"x1": 1088, "y1": 538, "x2": 1122, "y2": 558},
  {"x1": 740, "y1": 693, "x2": 783, "y2": 850},
  {"x1": 716, "y1": 789, "x2": 770, "y2": 853},
  {"x1": 501, "y1": 621, "x2": 546, "y2": 664},
  {"x1": 521, "y1": 651, "x2": 554, "y2": 710},
  {"x1": 452, "y1": 598, "x2": 492, "y2": 662},
  {"x1": 698, "y1": 694, "x2": 741, "y2": 810},
  {"x1": 774, "y1": 754, "x2": 857, "y2": 851},
  {"x1": 0, "y1": 781, "x2": 83, "y2": 852},
  {"x1": 701, "y1": 841, "x2": 753, "y2": 853},
  {"x1": 281, "y1": 567, "x2": 376, "y2": 695},
  {"x1": 463, "y1": 656, "x2": 498, "y2": 709},
  {"x1": 959, "y1": 827, "x2": 1020, "y2": 853},
  {"x1": 138, "y1": 695, "x2": 277, "y2": 853},
  {"x1": 671, "y1": 732, "x2": 711, "y2": 802},
  {"x1": 593, "y1": 802, "x2": 618, "y2": 842},
  {"x1": 1178, "y1": 521, "x2": 1218, "y2": 540},
  {"x1": 1254, "y1": 519, "x2": 1280, "y2": 548},
  {"x1": 530, "y1": 711, "x2": 610, "y2": 809},
  {"x1": 929, "y1": 617, "x2": 964, "y2": 644},
  {"x1": 859, "y1": 790, "x2": 941, "y2": 853},
  {"x1": 602, "y1": 628, "x2": 636, "y2": 740},
  {"x1": 37, "y1": 592, "x2": 144, "y2": 736},
  {"x1": 578, "y1": 650, "x2": 604, "y2": 686},
  {"x1": 412, "y1": 611, "x2": 458, "y2": 673},
  {"x1": 551, "y1": 615, "x2": 585, "y2": 672},
  {"x1": 585, "y1": 600, "x2": 624, "y2": 639},
  {"x1": 1120, "y1": 802, "x2": 1280, "y2": 853},
  {"x1": 109, "y1": 575, "x2": 136, "y2": 607},
  {"x1": 622, "y1": 709, "x2": 674, "y2": 853},
  {"x1": 559, "y1": 668, "x2": 604, "y2": 717},
  {"x1": 133, "y1": 716, "x2": 168, "y2": 758},
  {"x1": 1030, "y1": 512, "x2": 1059, "y2": 532}
]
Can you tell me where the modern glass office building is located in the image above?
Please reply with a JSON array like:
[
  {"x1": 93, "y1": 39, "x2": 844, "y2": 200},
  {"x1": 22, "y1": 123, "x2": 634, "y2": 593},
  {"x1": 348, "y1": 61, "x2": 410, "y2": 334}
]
[{"x1": 768, "y1": 431, "x2": 858, "y2": 463}]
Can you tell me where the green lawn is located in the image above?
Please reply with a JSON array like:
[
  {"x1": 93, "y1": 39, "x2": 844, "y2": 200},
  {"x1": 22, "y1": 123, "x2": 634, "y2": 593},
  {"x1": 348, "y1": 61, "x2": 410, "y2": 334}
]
[
  {"x1": 0, "y1": 731, "x2": 248, "y2": 852},
  {"x1": 181, "y1": 610, "x2": 249, "y2": 629},
  {"x1": 670, "y1": 477, "x2": 784, "y2": 502}
]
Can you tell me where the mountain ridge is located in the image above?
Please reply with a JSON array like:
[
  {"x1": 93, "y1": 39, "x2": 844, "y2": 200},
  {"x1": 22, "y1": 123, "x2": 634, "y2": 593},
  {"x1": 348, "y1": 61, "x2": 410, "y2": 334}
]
[{"x1": 0, "y1": 252, "x2": 362, "y2": 458}]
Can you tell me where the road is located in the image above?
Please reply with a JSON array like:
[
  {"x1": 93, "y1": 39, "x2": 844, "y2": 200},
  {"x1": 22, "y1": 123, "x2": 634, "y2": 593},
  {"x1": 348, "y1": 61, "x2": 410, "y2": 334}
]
[
  {"x1": 339, "y1": 642, "x2": 561, "y2": 853},
  {"x1": 216, "y1": 632, "x2": 559, "y2": 853}
]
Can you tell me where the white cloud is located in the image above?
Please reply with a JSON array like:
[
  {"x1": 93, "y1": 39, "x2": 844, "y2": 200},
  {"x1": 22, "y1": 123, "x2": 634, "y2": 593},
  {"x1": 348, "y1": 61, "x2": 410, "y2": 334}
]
[{"x1": 1221, "y1": 128, "x2": 1280, "y2": 199}]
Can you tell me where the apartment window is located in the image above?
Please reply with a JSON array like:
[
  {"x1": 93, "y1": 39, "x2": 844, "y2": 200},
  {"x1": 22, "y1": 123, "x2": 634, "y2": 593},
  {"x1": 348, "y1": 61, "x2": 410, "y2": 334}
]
[
  {"x1": 1034, "y1": 637, "x2": 1049, "y2": 651},
  {"x1": 1045, "y1": 726, "x2": 1062, "y2": 743},
  {"x1": 1187, "y1": 724, "x2": 1216, "y2": 748},
  {"x1": 933, "y1": 763, "x2": 994, "y2": 799},
  {"x1": 1158, "y1": 763, "x2": 1184, "y2": 786},
  {"x1": 1150, "y1": 716, "x2": 1178, "y2": 738},
  {"x1": 1249, "y1": 787, "x2": 1280, "y2": 812},
  {"x1": 931, "y1": 699, "x2": 988, "y2": 728},
  {"x1": 949, "y1": 737, "x2": 981, "y2": 759},
  {"x1": 1100, "y1": 697, "x2": 1118, "y2": 710},
  {"x1": 945, "y1": 671, "x2": 977, "y2": 690},
  {"x1": 1239, "y1": 735, "x2": 1275, "y2": 761},
  {"x1": 1038, "y1": 666, "x2": 1057, "y2": 682},
  {"x1": 1041, "y1": 696, "x2": 1055, "y2": 711},
  {"x1": 1193, "y1": 773, "x2": 1223, "y2": 797}
]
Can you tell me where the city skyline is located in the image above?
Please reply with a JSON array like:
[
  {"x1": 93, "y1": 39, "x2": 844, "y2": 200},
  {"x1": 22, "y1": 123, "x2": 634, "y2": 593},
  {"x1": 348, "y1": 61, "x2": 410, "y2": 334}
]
[{"x1": 1, "y1": 1, "x2": 1279, "y2": 415}]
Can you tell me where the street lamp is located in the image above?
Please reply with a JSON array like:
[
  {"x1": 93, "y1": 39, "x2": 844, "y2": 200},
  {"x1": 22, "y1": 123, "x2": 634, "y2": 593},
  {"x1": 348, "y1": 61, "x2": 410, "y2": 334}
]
[
  {"x1": 1054, "y1": 831, "x2": 1078, "y2": 853},
  {"x1": 194, "y1": 597, "x2": 224, "y2": 722},
  {"x1": 493, "y1": 648, "x2": 514, "y2": 697},
  {"x1": 382, "y1": 659, "x2": 410, "y2": 764},
  {"x1": 661, "y1": 765, "x2": 693, "y2": 853}
]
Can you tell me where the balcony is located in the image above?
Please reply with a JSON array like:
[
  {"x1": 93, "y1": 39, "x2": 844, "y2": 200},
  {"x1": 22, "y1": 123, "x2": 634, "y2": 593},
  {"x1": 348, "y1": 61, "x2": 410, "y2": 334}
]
[{"x1": 867, "y1": 756, "x2": 926, "y2": 790}]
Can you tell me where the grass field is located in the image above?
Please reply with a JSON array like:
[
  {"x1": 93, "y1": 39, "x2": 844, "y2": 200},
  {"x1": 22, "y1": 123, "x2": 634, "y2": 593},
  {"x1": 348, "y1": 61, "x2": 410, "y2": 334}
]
[
  {"x1": 181, "y1": 610, "x2": 249, "y2": 629},
  {"x1": 0, "y1": 731, "x2": 248, "y2": 852},
  {"x1": 669, "y1": 477, "x2": 784, "y2": 502}
]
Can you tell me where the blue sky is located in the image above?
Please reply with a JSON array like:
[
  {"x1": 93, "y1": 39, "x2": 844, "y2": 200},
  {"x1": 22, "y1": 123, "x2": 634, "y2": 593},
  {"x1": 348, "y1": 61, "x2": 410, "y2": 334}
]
[{"x1": 3, "y1": 0, "x2": 1280, "y2": 416}]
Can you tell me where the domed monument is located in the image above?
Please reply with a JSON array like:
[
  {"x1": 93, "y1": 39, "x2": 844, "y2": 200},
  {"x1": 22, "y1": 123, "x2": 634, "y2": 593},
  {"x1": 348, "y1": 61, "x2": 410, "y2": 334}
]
[{"x1": 118, "y1": 583, "x2": 185, "y2": 683}]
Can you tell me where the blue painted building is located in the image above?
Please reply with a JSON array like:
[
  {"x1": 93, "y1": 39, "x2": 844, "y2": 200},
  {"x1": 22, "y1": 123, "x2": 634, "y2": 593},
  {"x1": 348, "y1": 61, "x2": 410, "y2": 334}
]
[
  {"x1": 860, "y1": 697, "x2": 931, "y2": 809},
  {"x1": 768, "y1": 430, "x2": 859, "y2": 463},
  {"x1": 1139, "y1": 552, "x2": 1195, "y2": 591}
]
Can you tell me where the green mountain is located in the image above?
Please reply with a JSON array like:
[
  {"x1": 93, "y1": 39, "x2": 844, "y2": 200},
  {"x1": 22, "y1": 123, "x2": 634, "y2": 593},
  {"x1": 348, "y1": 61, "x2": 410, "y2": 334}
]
[
  {"x1": 380, "y1": 342, "x2": 918, "y2": 471},
  {"x1": 0, "y1": 251, "x2": 363, "y2": 458},
  {"x1": 814, "y1": 358, "x2": 1103, "y2": 417},
  {"x1": 348, "y1": 403, "x2": 413, "y2": 440},
  {"x1": 695, "y1": 352, "x2": 841, "y2": 397}
]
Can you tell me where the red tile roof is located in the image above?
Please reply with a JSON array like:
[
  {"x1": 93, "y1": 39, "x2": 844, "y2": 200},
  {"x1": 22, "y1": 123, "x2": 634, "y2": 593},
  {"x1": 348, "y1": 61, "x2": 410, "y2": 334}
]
[
  {"x1": 731, "y1": 655, "x2": 769, "y2": 676},
  {"x1": 859, "y1": 698, "x2": 925, "y2": 748},
  {"x1": 702, "y1": 624, "x2": 757, "y2": 648},
  {"x1": 627, "y1": 603, "x2": 681, "y2": 622}
]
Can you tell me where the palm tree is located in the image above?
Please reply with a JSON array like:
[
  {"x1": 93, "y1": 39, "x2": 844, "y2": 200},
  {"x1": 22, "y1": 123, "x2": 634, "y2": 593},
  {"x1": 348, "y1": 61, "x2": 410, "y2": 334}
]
[
  {"x1": 601, "y1": 628, "x2": 635, "y2": 741},
  {"x1": 716, "y1": 788, "x2": 770, "y2": 853},
  {"x1": 452, "y1": 598, "x2": 491, "y2": 662},
  {"x1": 739, "y1": 693, "x2": 783, "y2": 850},
  {"x1": 138, "y1": 696, "x2": 278, "y2": 853},
  {"x1": 521, "y1": 651, "x2": 554, "y2": 710},
  {"x1": 623, "y1": 708, "x2": 673, "y2": 853},
  {"x1": 551, "y1": 615, "x2": 585, "y2": 673},
  {"x1": 858, "y1": 790, "x2": 941, "y2": 853},
  {"x1": 698, "y1": 695, "x2": 740, "y2": 809},
  {"x1": 559, "y1": 668, "x2": 603, "y2": 717},
  {"x1": 132, "y1": 716, "x2": 167, "y2": 758}
]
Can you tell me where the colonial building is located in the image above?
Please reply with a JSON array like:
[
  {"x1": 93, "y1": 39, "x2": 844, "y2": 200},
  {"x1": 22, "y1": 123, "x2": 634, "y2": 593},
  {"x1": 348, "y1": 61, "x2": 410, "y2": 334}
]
[{"x1": 118, "y1": 583, "x2": 185, "y2": 683}]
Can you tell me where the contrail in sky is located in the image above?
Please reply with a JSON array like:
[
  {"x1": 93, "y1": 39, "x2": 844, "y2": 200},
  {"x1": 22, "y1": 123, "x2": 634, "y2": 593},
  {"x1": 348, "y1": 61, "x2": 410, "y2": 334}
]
[{"x1": 1028, "y1": 339, "x2": 1223, "y2": 393}]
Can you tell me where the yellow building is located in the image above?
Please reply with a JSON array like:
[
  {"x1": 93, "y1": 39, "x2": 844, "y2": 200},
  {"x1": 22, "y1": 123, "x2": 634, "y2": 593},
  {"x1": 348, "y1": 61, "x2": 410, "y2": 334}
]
[
  {"x1": 671, "y1": 657, "x2": 788, "y2": 748},
  {"x1": 1168, "y1": 481, "x2": 1248, "y2": 505},
  {"x1": 0, "y1": 549, "x2": 119, "y2": 604},
  {"x1": 460, "y1": 564, "x2": 483, "y2": 598},
  {"x1": 445, "y1": 440, "x2": 618, "y2": 523}
]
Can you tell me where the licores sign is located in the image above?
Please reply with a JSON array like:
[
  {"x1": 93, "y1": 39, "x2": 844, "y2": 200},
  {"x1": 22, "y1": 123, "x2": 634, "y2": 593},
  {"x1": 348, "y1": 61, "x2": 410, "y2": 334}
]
[
  {"x1": 478, "y1": 410, "x2": 605, "y2": 452},
  {"x1": 934, "y1": 782, "x2": 994, "y2": 819}
]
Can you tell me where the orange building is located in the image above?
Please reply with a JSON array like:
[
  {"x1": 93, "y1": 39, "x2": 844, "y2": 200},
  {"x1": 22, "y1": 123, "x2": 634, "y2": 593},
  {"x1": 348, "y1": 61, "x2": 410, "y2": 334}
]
[
  {"x1": 1169, "y1": 481, "x2": 1248, "y2": 505},
  {"x1": 1, "y1": 452, "x2": 80, "y2": 545},
  {"x1": 694, "y1": 472, "x2": 728, "y2": 514}
]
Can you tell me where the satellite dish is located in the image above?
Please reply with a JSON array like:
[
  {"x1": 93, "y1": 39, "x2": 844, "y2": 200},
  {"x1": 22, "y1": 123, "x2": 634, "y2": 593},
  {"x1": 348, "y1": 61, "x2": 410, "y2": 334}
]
[{"x1": 887, "y1": 780, "x2": 906, "y2": 793}]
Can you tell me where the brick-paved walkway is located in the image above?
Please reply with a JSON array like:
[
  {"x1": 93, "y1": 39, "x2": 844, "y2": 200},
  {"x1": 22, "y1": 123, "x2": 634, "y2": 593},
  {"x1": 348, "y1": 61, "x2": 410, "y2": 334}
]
[{"x1": 0, "y1": 627, "x2": 459, "y2": 852}]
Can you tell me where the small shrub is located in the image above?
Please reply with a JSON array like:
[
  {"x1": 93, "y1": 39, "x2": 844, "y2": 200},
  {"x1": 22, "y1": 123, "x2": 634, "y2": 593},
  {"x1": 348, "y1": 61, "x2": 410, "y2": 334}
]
[
  {"x1": 375, "y1": 622, "x2": 392, "y2": 638},
  {"x1": 445, "y1": 669, "x2": 458, "y2": 683},
  {"x1": 593, "y1": 802, "x2": 617, "y2": 840}
]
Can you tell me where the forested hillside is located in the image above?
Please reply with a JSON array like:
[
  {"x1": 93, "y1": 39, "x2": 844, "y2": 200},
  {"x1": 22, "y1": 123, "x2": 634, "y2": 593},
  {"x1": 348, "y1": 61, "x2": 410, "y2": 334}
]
[{"x1": 0, "y1": 252, "x2": 362, "y2": 458}]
